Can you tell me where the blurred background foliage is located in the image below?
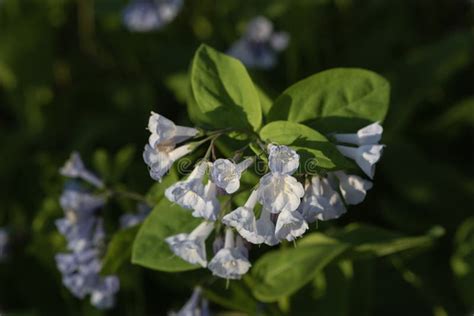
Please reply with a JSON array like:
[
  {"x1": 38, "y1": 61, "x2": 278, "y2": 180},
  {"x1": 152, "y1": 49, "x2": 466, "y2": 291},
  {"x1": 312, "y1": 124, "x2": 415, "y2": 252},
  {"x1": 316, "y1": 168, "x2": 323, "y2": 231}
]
[{"x1": 0, "y1": 0, "x2": 473, "y2": 315}]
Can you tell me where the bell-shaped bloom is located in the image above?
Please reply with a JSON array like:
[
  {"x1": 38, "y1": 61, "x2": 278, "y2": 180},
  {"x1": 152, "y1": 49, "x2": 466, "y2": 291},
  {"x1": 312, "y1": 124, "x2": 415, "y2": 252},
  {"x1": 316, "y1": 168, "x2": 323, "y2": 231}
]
[
  {"x1": 336, "y1": 145, "x2": 384, "y2": 179},
  {"x1": 268, "y1": 144, "x2": 299, "y2": 175},
  {"x1": 165, "y1": 221, "x2": 214, "y2": 267},
  {"x1": 222, "y1": 190, "x2": 261, "y2": 244},
  {"x1": 208, "y1": 229, "x2": 251, "y2": 280},
  {"x1": 122, "y1": 0, "x2": 183, "y2": 32},
  {"x1": 258, "y1": 173, "x2": 304, "y2": 214},
  {"x1": 300, "y1": 176, "x2": 346, "y2": 222},
  {"x1": 255, "y1": 208, "x2": 279, "y2": 246},
  {"x1": 60, "y1": 152, "x2": 104, "y2": 188},
  {"x1": 90, "y1": 276, "x2": 120, "y2": 310},
  {"x1": 143, "y1": 143, "x2": 193, "y2": 181},
  {"x1": 331, "y1": 171, "x2": 373, "y2": 205},
  {"x1": 192, "y1": 181, "x2": 220, "y2": 221},
  {"x1": 165, "y1": 162, "x2": 212, "y2": 218},
  {"x1": 147, "y1": 112, "x2": 198, "y2": 147},
  {"x1": 60, "y1": 187, "x2": 105, "y2": 215},
  {"x1": 227, "y1": 16, "x2": 289, "y2": 69},
  {"x1": 332, "y1": 122, "x2": 383, "y2": 146},
  {"x1": 211, "y1": 158, "x2": 253, "y2": 194},
  {"x1": 170, "y1": 287, "x2": 211, "y2": 316},
  {"x1": 212, "y1": 235, "x2": 224, "y2": 255},
  {"x1": 0, "y1": 228, "x2": 9, "y2": 261},
  {"x1": 275, "y1": 210, "x2": 308, "y2": 241}
]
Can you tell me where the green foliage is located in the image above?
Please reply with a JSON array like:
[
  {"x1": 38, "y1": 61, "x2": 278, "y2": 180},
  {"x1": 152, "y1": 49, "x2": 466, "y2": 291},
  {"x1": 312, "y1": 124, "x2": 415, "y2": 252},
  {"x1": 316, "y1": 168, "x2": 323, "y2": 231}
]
[
  {"x1": 259, "y1": 120, "x2": 352, "y2": 171},
  {"x1": 132, "y1": 198, "x2": 202, "y2": 272},
  {"x1": 101, "y1": 225, "x2": 140, "y2": 275},
  {"x1": 190, "y1": 44, "x2": 262, "y2": 131},
  {"x1": 268, "y1": 68, "x2": 390, "y2": 133},
  {"x1": 451, "y1": 217, "x2": 474, "y2": 309}
]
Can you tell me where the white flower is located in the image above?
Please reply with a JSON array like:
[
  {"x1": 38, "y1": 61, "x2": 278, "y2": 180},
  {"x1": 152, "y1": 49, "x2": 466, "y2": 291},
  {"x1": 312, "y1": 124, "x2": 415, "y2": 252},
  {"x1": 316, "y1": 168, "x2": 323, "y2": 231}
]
[
  {"x1": 227, "y1": 16, "x2": 289, "y2": 69},
  {"x1": 275, "y1": 210, "x2": 308, "y2": 241},
  {"x1": 147, "y1": 112, "x2": 198, "y2": 147},
  {"x1": 300, "y1": 176, "x2": 346, "y2": 222},
  {"x1": 331, "y1": 171, "x2": 373, "y2": 205},
  {"x1": 60, "y1": 152, "x2": 104, "y2": 188},
  {"x1": 332, "y1": 122, "x2": 383, "y2": 146},
  {"x1": 255, "y1": 208, "x2": 279, "y2": 246},
  {"x1": 270, "y1": 32, "x2": 290, "y2": 51},
  {"x1": 336, "y1": 144, "x2": 384, "y2": 179},
  {"x1": 192, "y1": 181, "x2": 220, "y2": 221},
  {"x1": 222, "y1": 190, "x2": 261, "y2": 244},
  {"x1": 143, "y1": 143, "x2": 193, "y2": 181},
  {"x1": 170, "y1": 287, "x2": 202, "y2": 316},
  {"x1": 208, "y1": 229, "x2": 251, "y2": 280},
  {"x1": 258, "y1": 173, "x2": 304, "y2": 214},
  {"x1": 245, "y1": 16, "x2": 273, "y2": 42},
  {"x1": 210, "y1": 158, "x2": 253, "y2": 194},
  {"x1": 165, "y1": 221, "x2": 214, "y2": 267},
  {"x1": 122, "y1": 0, "x2": 184, "y2": 33},
  {"x1": 268, "y1": 144, "x2": 299, "y2": 175}
]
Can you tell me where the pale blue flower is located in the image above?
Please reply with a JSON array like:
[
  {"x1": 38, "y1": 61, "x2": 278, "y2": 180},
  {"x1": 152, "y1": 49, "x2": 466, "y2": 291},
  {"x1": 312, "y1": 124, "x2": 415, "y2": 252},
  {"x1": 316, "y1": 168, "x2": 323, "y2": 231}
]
[
  {"x1": 336, "y1": 144, "x2": 385, "y2": 179},
  {"x1": 143, "y1": 143, "x2": 193, "y2": 181},
  {"x1": 123, "y1": 0, "x2": 183, "y2": 32},
  {"x1": 148, "y1": 112, "x2": 198, "y2": 148},
  {"x1": 258, "y1": 173, "x2": 304, "y2": 214},
  {"x1": 332, "y1": 122, "x2": 383, "y2": 146},
  {"x1": 268, "y1": 144, "x2": 299, "y2": 175},
  {"x1": 208, "y1": 228, "x2": 251, "y2": 279},
  {"x1": 228, "y1": 16, "x2": 289, "y2": 69},
  {"x1": 210, "y1": 158, "x2": 253, "y2": 194},
  {"x1": 299, "y1": 176, "x2": 346, "y2": 222},
  {"x1": 166, "y1": 221, "x2": 214, "y2": 267},
  {"x1": 330, "y1": 171, "x2": 373, "y2": 205},
  {"x1": 60, "y1": 152, "x2": 104, "y2": 188}
]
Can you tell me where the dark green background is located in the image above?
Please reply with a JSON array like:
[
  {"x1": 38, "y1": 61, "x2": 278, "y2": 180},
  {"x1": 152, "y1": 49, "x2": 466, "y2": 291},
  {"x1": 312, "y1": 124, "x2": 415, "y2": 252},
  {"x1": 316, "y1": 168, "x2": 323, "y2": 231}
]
[{"x1": 0, "y1": 0, "x2": 473, "y2": 315}]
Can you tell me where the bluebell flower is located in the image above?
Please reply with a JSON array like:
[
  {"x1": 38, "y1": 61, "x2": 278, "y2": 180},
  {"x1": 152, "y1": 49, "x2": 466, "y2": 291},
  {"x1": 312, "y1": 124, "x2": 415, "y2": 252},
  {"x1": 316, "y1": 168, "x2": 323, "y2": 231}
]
[
  {"x1": 123, "y1": 0, "x2": 184, "y2": 32},
  {"x1": 56, "y1": 156, "x2": 119, "y2": 309},
  {"x1": 169, "y1": 287, "x2": 211, "y2": 316},
  {"x1": 60, "y1": 152, "x2": 104, "y2": 188},
  {"x1": 228, "y1": 16, "x2": 289, "y2": 69}
]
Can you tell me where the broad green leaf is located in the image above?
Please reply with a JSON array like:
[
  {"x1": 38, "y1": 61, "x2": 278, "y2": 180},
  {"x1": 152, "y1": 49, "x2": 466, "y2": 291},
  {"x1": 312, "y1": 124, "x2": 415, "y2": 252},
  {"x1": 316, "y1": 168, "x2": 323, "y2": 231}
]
[
  {"x1": 190, "y1": 44, "x2": 262, "y2": 131},
  {"x1": 327, "y1": 223, "x2": 445, "y2": 258},
  {"x1": 259, "y1": 121, "x2": 353, "y2": 171},
  {"x1": 204, "y1": 282, "x2": 260, "y2": 315},
  {"x1": 256, "y1": 85, "x2": 273, "y2": 117},
  {"x1": 268, "y1": 68, "x2": 390, "y2": 133},
  {"x1": 451, "y1": 217, "x2": 474, "y2": 309},
  {"x1": 250, "y1": 233, "x2": 348, "y2": 302},
  {"x1": 101, "y1": 225, "x2": 140, "y2": 275},
  {"x1": 132, "y1": 199, "x2": 202, "y2": 272}
]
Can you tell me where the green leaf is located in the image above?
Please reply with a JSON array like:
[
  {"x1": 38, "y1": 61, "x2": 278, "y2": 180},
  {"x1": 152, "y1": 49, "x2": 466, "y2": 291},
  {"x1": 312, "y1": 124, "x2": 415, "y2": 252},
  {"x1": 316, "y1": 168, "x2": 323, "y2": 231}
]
[
  {"x1": 451, "y1": 217, "x2": 474, "y2": 309},
  {"x1": 259, "y1": 120, "x2": 353, "y2": 171},
  {"x1": 250, "y1": 233, "x2": 348, "y2": 302},
  {"x1": 268, "y1": 68, "x2": 390, "y2": 133},
  {"x1": 101, "y1": 225, "x2": 140, "y2": 275},
  {"x1": 190, "y1": 44, "x2": 262, "y2": 131},
  {"x1": 328, "y1": 223, "x2": 445, "y2": 259},
  {"x1": 132, "y1": 199, "x2": 202, "y2": 272}
]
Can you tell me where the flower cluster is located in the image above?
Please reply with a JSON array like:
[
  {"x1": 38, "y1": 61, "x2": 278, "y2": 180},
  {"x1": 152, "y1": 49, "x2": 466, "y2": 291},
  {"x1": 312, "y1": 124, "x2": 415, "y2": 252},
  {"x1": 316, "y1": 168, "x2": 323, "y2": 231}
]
[
  {"x1": 122, "y1": 0, "x2": 183, "y2": 32},
  {"x1": 169, "y1": 287, "x2": 210, "y2": 316},
  {"x1": 55, "y1": 153, "x2": 120, "y2": 310},
  {"x1": 0, "y1": 228, "x2": 9, "y2": 262},
  {"x1": 228, "y1": 16, "x2": 289, "y2": 69},
  {"x1": 142, "y1": 113, "x2": 385, "y2": 280}
]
